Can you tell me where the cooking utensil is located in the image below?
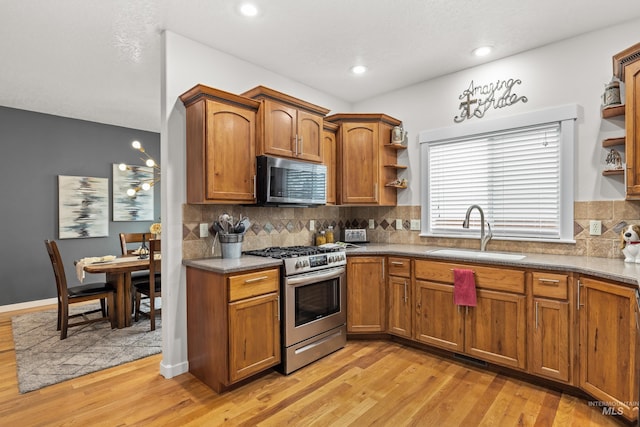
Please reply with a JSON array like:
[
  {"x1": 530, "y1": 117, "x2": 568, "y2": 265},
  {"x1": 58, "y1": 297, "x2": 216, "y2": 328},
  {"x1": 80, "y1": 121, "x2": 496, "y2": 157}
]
[
  {"x1": 234, "y1": 223, "x2": 245, "y2": 234},
  {"x1": 210, "y1": 221, "x2": 225, "y2": 235}
]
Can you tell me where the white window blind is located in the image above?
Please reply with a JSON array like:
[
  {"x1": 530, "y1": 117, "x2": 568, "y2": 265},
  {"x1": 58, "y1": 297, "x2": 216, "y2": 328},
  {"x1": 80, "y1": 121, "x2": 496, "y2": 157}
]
[{"x1": 427, "y1": 122, "x2": 562, "y2": 239}]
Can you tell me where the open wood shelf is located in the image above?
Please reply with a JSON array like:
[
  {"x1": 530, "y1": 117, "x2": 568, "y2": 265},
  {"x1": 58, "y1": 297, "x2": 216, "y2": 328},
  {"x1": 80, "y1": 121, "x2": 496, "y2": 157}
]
[
  {"x1": 602, "y1": 104, "x2": 625, "y2": 118},
  {"x1": 384, "y1": 164, "x2": 408, "y2": 169},
  {"x1": 602, "y1": 169, "x2": 624, "y2": 176},
  {"x1": 385, "y1": 184, "x2": 408, "y2": 189},
  {"x1": 386, "y1": 143, "x2": 407, "y2": 150},
  {"x1": 602, "y1": 136, "x2": 626, "y2": 147}
]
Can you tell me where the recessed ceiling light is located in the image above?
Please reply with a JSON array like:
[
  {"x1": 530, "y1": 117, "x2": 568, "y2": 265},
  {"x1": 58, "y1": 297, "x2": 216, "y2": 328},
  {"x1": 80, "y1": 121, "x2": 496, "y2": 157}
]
[
  {"x1": 239, "y1": 3, "x2": 258, "y2": 17},
  {"x1": 351, "y1": 65, "x2": 367, "y2": 75},
  {"x1": 472, "y1": 46, "x2": 492, "y2": 57}
]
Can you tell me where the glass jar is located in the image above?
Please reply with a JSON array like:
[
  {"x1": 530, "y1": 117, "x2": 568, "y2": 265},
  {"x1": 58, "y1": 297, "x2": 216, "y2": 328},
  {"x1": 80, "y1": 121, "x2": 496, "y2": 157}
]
[
  {"x1": 315, "y1": 231, "x2": 327, "y2": 246},
  {"x1": 325, "y1": 226, "x2": 334, "y2": 243}
]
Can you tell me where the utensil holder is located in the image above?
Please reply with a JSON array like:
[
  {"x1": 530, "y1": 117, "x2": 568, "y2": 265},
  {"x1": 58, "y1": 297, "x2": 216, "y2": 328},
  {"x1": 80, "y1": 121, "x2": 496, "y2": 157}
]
[{"x1": 219, "y1": 233, "x2": 244, "y2": 259}]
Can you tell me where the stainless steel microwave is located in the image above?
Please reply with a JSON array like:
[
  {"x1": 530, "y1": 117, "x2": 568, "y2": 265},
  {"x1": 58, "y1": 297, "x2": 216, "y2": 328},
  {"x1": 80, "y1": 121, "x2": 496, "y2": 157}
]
[{"x1": 256, "y1": 155, "x2": 327, "y2": 206}]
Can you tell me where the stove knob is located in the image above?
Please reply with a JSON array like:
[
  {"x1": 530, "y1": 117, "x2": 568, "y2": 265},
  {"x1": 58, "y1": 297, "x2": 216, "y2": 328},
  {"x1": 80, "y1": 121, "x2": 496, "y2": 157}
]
[
  {"x1": 305, "y1": 260, "x2": 310, "y2": 267},
  {"x1": 295, "y1": 260, "x2": 303, "y2": 269}
]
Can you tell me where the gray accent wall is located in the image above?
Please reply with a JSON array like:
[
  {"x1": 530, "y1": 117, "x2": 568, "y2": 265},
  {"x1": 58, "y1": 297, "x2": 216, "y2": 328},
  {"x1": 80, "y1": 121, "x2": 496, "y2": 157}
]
[{"x1": 0, "y1": 106, "x2": 160, "y2": 306}]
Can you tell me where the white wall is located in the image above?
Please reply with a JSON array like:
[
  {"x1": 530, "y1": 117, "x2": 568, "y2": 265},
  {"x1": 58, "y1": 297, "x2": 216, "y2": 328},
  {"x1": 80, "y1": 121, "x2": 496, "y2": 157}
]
[
  {"x1": 354, "y1": 18, "x2": 640, "y2": 205},
  {"x1": 159, "y1": 31, "x2": 351, "y2": 377}
]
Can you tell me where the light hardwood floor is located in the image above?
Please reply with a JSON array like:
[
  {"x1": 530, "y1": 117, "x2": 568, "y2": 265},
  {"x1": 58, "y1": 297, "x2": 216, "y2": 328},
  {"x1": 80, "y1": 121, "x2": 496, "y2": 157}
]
[{"x1": 0, "y1": 306, "x2": 626, "y2": 426}]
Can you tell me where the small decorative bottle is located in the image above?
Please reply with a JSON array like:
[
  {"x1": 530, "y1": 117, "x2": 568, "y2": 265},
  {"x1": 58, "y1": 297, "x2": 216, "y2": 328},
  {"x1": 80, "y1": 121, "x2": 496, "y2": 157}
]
[{"x1": 325, "y1": 226, "x2": 334, "y2": 243}]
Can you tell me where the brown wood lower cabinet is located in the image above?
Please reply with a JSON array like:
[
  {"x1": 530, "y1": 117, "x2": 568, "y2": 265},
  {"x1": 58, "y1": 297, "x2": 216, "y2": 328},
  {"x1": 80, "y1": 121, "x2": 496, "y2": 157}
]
[
  {"x1": 413, "y1": 260, "x2": 526, "y2": 369},
  {"x1": 529, "y1": 272, "x2": 572, "y2": 383},
  {"x1": 186, "y1": 266, "x2": 280, "y2": 393},
  {"x1": 387, "y1": 257, "x2": 412, "y2": 338},
  {"x1": 578, "y1": 276, "x2": 639, "y2": 420},
  {"x1": 346, "y1": 256, "x2": 385, "y2": 332}
]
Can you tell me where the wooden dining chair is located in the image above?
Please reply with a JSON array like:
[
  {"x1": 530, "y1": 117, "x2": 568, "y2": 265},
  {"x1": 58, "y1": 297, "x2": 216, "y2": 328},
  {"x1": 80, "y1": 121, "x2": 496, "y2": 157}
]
[
  {"x1": 133, "y1": 238, "x2": 161, "y2": 331},
  {"x1": 119, "y1": 232, "x2": 154, "y2": 256},
  {"x1": 44, "y1": 240, "x2": 115, "y2": 339}
]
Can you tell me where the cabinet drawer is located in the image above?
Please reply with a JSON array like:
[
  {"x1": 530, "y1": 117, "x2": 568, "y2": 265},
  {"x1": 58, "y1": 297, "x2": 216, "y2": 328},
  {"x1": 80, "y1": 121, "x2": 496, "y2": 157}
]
[
  {"x1": 388, "y1": 257, "x2": 411, "y2": 277},
  {"x1": 532, "y1": 272, "x2": 568, "y2": 299},
  {"x1": 228, "y1": 269, "x2": 279, "y2": 302},
  {"x1": 415, "y1": 260, "x2": 525, "y2": 293}
]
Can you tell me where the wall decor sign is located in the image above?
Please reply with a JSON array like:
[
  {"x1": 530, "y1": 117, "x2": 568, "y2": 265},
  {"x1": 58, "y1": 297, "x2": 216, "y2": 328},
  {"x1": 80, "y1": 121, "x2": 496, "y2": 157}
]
[
  {"x1": 454, "y1": 78, "x2": 528, "y2": 123},
  {"x1": 112, "y1": 164, "x2": 154, "y2": 221},
  {"x1": 58, "y1": 175, "x2": 109, "y2": 239}
]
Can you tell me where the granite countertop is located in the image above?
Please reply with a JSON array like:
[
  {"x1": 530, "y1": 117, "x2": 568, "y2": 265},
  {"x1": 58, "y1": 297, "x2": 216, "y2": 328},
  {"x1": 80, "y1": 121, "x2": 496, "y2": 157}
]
[
  {"x1": 183, "y1": 255, "x2": 283, "y2": 274},
  {"x1": 183, "y1": 244, "x2": 640, "y2": 288},
  {"x1": 345, "y1": 244, "x2": 640, "y2": 287}
]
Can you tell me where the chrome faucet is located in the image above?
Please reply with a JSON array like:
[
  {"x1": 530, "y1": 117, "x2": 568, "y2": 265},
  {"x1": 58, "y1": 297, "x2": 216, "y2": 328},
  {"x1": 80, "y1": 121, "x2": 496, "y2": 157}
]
[{"x1": 462, "y1": 204, "x2": 492, "y2": 251}]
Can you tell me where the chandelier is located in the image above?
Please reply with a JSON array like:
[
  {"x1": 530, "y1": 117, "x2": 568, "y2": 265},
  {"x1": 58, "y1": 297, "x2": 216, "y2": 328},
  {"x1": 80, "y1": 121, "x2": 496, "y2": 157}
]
[{"x1": 118, "y1": 140, "x2": 160, "y2": 197}]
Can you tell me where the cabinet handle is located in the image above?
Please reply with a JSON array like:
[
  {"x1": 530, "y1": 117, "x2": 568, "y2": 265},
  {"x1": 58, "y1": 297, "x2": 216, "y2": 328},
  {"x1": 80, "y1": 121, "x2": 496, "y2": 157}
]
[
  {"x1": 403, "y1": 280, "x2": 407, "y2": 304},
  {"x1": 252, "y1": 175, "x2": 256, "y2": 198},
  {"x1": 577, "y1": 279, "x2": 583, "y2": 310},
  {"x1": 537, "y1": 278, "x2": 560, "y2": 285},
  {"x1": 391, "y1": 261, "x2": 404, "y2": 266},
  {"x1": 381, "y1": 259, "x2": 385, "y2": 279},
  {"x1": 244, "y1": 275, "x2": 269, "y2": 284},
  {"x1": 299, "y1": 136, "x2": 303, "y2": 155},
  {"x1": 535, "y1": 301, "x2": 539, "y2": 330},
  {"x1": 374, "y1": 183, "x2": 378, "y2": 200},
  {"x1": 294, "y1": 135, "x2": 298, "y2": 156},
  {"x1": 276, "y1": 295, "x2": 280, "y2": 321}
]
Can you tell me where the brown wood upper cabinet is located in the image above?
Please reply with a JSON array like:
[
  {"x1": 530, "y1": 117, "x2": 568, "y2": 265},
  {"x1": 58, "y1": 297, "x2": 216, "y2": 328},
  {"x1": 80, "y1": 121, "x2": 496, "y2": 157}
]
[
  {"x1": 180, "y1": 84, "x2": 260, "y2": 204},
  {"x1": 325, "y1": 113, "x2": 403, "y2": 206},
  {"x1": 243, "y1": 86, "x2": 330, "y2": 163},
  {"x1": 322, "y1": 121, "x2": 338, "y2": 205},
  {"x1": 613, "y1": 43, "x2": 640, "y2": 199}
]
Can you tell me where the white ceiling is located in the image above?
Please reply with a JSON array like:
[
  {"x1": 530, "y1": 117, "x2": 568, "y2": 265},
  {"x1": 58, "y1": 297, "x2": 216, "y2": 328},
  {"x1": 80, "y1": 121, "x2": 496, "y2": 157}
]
[{"x1": 2, "y1": 0, "x2": 640, "y2": 132}]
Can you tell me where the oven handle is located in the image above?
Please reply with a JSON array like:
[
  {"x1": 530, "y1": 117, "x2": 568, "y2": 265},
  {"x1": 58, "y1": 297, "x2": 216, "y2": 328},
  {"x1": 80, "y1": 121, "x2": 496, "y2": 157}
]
[{"x1": 285, "y1": 267, "x2": 345, "y2": 286}]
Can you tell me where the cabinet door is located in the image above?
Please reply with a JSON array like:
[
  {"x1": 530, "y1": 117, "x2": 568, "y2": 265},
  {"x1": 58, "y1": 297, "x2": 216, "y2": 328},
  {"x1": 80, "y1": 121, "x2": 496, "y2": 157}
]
[
  {"x1": 297, "y1": 110, "x2": 323, "y2": 162},
  {"x1": 339, "y1": 122, "x2": 379, "y2": 204},
  {"x1": 347, "y1": 256, "x2": 385, "y2": 332},
  {"x1": 388, "y1": 275, "x2": 411, "y2": 338},
  {"x1": 465, "y1": 289, "x2": 526, "y2": 369},
  {"x1": 415, "y1": 280, "x2": 464, "y2": 351},
  {"x1": 323, "y1": 128, "x2": 337, "y2": 204},
  {"x1": 228, "y1": 292, "x2": 280, "y2": 382},
  {"x1": 205, "y1": 101, "x2": 257, "y2": 202},
  {"x1": 530, "y1": 298, "x2": 570, "y2": 382},
  {"x1": 262, "y1": 99, "x2": 297, "y2": 158},
  {"x1": 579, "y1": 277, "x2": 638, "y2": 419},
  {"x1": 626, "y1": 60, "x2": 640, "y2": 198}
]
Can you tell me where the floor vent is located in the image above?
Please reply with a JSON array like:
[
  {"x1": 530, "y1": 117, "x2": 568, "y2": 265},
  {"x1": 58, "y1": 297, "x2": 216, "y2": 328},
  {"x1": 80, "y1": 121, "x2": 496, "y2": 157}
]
[{"x1": 453, "y1": 353, "x2": 488, "y2": 367}]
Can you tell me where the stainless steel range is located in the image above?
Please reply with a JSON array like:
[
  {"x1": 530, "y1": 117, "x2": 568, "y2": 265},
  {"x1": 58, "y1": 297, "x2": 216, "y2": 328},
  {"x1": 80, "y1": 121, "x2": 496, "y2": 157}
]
[{"x1": 244, "y1": 246, "x2": 347, "y2": 374}]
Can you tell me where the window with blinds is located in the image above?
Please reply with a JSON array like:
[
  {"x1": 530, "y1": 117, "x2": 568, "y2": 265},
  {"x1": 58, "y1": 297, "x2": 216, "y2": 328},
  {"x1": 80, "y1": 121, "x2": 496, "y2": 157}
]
[{"x1": 420, "y1": 106, "x2": 577, "y2": 242}]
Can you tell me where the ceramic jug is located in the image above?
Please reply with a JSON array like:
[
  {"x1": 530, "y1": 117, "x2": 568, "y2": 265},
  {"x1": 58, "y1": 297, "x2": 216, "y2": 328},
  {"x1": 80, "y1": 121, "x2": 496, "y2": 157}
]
[{"x1": 391, "y1": 126, "x2": 407, "y2": 145}]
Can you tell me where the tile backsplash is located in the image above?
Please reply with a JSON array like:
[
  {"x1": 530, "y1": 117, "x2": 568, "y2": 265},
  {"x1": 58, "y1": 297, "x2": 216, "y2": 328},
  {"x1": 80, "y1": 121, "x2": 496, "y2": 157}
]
[{"x1": 182, "y1": 201, "x2": 640, "y2": 260}]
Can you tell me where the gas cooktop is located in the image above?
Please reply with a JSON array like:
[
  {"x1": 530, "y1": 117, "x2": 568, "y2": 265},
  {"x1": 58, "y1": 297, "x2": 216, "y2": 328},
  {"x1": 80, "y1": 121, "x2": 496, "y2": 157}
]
[
  {"x1": 244, "y1": 245, "x2": 346, "y2": 275},
  {"x1": 244, "y1": 245, "x2": 342, "y2": 259}
]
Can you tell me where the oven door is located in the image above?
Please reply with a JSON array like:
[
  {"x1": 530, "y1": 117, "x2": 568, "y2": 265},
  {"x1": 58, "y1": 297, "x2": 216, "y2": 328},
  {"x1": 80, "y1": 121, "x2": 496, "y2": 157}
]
[{"x1": 283, "y1": 266, "x2": 346, "y2": 347}]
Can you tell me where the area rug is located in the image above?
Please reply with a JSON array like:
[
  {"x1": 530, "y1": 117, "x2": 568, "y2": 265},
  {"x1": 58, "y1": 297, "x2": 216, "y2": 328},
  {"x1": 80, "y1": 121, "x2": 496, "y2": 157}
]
[{"x1": 11, "y1": 303, "x2": 161, "y2": 393}]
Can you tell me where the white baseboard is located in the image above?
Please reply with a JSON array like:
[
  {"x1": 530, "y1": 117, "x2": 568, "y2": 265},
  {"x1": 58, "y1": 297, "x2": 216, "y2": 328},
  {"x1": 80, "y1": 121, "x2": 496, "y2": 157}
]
[
  {"x1": 0, "y1": 298, "x2": 57, "y2": 313},
  {"x1": 159, "y1": 359, "x2": 189, "y2": 379}
]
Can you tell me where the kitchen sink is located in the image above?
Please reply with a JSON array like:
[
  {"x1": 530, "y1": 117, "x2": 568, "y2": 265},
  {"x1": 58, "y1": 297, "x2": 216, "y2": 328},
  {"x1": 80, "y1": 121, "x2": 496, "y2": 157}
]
[{"x1": 428, "y1": 249, "x2": 526, "y2": 261}]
